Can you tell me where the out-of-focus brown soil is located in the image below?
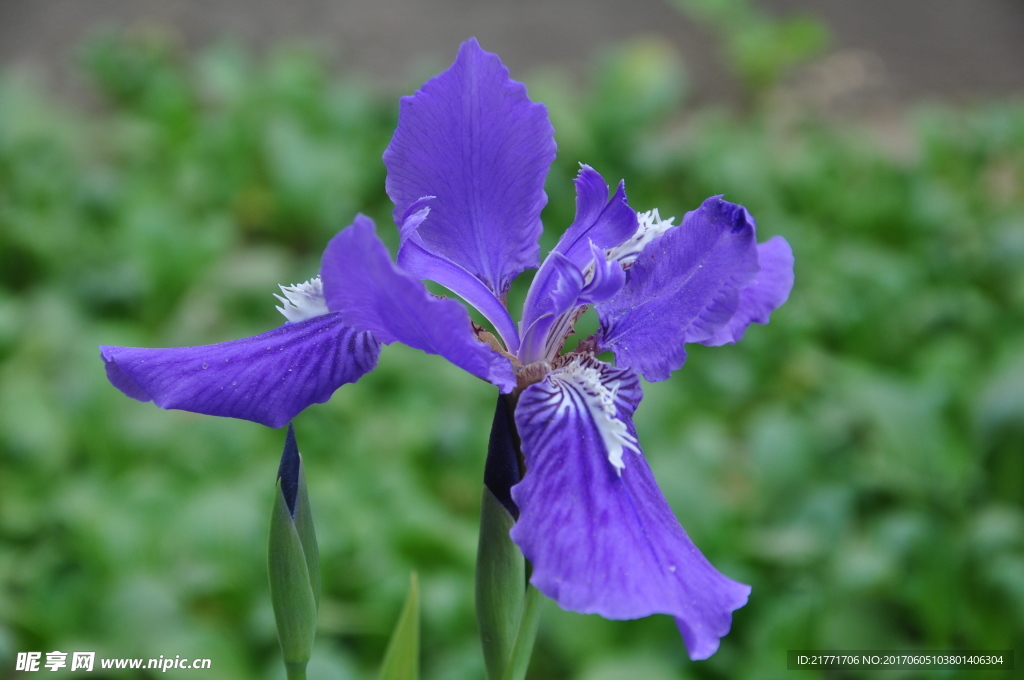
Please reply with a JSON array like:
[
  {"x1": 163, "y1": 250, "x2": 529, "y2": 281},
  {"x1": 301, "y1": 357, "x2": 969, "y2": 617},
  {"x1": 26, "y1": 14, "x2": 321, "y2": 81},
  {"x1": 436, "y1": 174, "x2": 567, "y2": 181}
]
[{"x1": 1, "y1": 0, "x2": 1022, "y2": 105}]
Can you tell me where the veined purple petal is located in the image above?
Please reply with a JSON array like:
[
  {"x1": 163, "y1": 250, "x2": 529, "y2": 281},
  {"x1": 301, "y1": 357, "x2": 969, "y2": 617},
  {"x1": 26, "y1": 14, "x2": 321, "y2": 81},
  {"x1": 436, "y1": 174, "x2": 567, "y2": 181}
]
[
  {"x1": 521, "y1": 166, "x2": 635, "y2": 337},
  {"x1": 321, "y1": 215, "x2": 516, "y2": 392},
  {"x1": 579, "y1": 240, "x2": 626, "y2": 305},
  {"x1": 597, "y1": 196, "x2": 760, "y2": 382},
  {"x1": 518, "y1": 253, "x2": 585, "y2": 365},
  {"x1": 540, "y1": 252, "x2": 586, "y2": 322},
  {"x1": 397, "y1": 213, "x2": 520, "y2": 353},
  {"x1": 554, "y1": 165, "x2": 638, "y2": 268},
  {"x1": 702, "y1": 235, "x2": 794, "y2": 346},
  {"x1": 510, "y1": 356, "x2": 750, "y2": 660},
  {"x1": 384, "y1": 38, "x2": 556, "y2": 296},
  {"x1": 519, "y1": 243, "x2": 626, "y2": 365},
  {"x1": 99, "y1": 314, "x2": 379, "y2": 428}
]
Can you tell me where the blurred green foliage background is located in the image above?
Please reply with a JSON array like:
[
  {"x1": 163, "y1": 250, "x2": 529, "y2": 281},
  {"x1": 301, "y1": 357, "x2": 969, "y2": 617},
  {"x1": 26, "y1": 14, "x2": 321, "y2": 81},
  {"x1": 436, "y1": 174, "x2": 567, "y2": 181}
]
[{"x1": 1, "y1": 14, "x2": 1023, "y2": 680}]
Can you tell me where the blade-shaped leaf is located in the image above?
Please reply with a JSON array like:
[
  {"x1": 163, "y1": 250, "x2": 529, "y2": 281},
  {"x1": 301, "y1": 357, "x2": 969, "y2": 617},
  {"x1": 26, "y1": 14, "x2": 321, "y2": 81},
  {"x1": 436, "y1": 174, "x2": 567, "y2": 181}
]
[{"x1": 377, "y1": 573, "x2": 420, "y2": 680}]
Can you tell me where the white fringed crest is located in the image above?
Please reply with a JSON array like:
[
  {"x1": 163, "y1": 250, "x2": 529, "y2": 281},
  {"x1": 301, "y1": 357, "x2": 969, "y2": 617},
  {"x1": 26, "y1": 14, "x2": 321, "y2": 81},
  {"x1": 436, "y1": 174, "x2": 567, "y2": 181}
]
[
  {"x1": 548, "y1": 355, "x2": 640, "y2": 474},
  {"x1": 274, "y1": 277, "x2": 330, "y2": 322},
  {"x1": 606, "y1": 208, "x2": 676, "y2": 266}
]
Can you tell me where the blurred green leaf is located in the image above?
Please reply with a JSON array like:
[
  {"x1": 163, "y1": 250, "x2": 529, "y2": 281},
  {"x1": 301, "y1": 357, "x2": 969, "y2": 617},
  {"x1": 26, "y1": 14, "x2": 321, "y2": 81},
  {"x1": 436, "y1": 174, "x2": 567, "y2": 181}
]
[
  {"x1": 377, "y1": 573, "x2": 420, "y2": 680},
  {"x1": 589, "y1": 38, "x2": 687, "y2": 135},
  {"x1": 671, "y1": 0, "x2": 829, "y2": 98}
]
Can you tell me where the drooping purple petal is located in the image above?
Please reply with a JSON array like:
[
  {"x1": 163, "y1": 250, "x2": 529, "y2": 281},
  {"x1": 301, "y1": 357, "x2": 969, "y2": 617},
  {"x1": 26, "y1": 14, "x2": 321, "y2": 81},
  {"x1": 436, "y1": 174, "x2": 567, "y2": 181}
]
[
  {"x1": 702, "y1": 235, "x2": 794, "y2": 346},
  {"x1": 383, "y1": 37, "x2": 556, "y2": 296},
  {"x1": 510, "y1": 356, "x2": 750, "y2": 660},
  {"x1": 597, "y1": 196, "x2": 760, "y2": 382},
  {"x1": 321, "y1": 214, "x2": 516, "y2": 392},
  {"x1": 520, "y1": 166, "x2": 635, "y2": 338},
  {"x1": 397, "y1": 211, "x2": 520, "y2": 353},
  {"x1": 99, "y1": 314, "x2": 380, "y2": 428}
]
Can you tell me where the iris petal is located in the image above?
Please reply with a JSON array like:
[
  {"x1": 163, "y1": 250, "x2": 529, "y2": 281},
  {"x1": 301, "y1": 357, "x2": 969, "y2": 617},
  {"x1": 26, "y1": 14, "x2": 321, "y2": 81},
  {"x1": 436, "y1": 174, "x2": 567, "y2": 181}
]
[
  {"x1": 578, "y1": 240, "x2": 626, "y2": 305},
  {"x1": 518, "y1": 253, "x2": 585, "y2": 365},
  {"x1": 702, "y1": 235, "x2": 794, "y2": 346},
  {"x1": 510, "y1": 356, "x2": 750, "y2": 660},
  {"x1": 321, "y1": 214, "x2": 516, "y2": 392},
  {"x1": 397, "y1": 215, "x2": 520, "y2": 353},
  {"x1": 552, "y1": 165, "x2": 637, "y2": 269},
  {"x1": 384, "y1": 37, "x2": 556, "y2": 296},
  {"x1": 597, "y1": 196, "x2": 761, "y2": 382},
  {"x1": 519, "y1": 243, "x2": 626, "y2": 365},
  {"x1": 521, "y1": 166, "x2": 635, "y2": 338},
  {"x1": 99, "y1": 314, "x2": 379, "y2": 428}
]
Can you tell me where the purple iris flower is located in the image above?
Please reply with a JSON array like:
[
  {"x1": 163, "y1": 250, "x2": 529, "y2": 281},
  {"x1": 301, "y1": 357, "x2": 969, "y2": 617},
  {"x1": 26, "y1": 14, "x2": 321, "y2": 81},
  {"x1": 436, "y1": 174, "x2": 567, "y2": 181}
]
[{"x1": 100, "y1": 38, "x2": 793, "y2": 660}]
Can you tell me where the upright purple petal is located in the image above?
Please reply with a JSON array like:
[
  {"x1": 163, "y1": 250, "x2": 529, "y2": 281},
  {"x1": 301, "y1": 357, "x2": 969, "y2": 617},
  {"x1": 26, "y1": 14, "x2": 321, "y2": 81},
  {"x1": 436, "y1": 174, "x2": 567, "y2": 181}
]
[
  {"x1": 521, "y1": 166, "x2": 635, "y2": 337},
  {"x1": 99, "y1": 314, "x2": 379, "y2": 428},
  {"x1": 597, "y1": 197, "x2": 760, "y2": 382},
  {"x1": 321, "y1": 215, "x2": 516, "y2": 392},
  {"x1": 518, "y1": 253, "x2": 586, "y2": 365},
  {"x1": 536, "y1": 252, "x2": 586, "y2": 323},
  {"x1": 702, "y1": 235, "x2": 794, "y2": 346},
  {"x1": 510, "y1": 356, "x2": 750, "y2": 660},
  {"x1": 519, "y1": 244, "x2": 626, "y2": 365},
  {"x1": 383, "y1": 38, "x2": 556, "y2": 295},
  {"x1": 553, "y1": 165, "x2": 638, "y2": 268},
  {"x1": 578, "y1": 240, "x2": 627, "y2": 305}
]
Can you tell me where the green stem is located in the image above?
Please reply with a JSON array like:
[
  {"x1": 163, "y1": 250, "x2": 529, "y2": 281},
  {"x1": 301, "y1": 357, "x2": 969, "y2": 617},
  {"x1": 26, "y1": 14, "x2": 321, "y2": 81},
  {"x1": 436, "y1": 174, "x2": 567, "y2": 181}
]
[
  {"x1": 499, "y1": 585, "x2": 542, "y2": 680},
  {"x1": 285, "y1": 661, "x2": 308, "y2": 680}
]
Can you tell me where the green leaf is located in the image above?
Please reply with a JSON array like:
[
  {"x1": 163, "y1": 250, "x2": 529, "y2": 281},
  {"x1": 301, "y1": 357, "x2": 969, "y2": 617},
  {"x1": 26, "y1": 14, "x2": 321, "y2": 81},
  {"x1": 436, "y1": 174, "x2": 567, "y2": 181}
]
[
  {"x1": 377, "y1": 572, "x2": 420, "y2": 680},
  {"x1": 476, "y1": 487, "x2": 526, "y2": 680}
]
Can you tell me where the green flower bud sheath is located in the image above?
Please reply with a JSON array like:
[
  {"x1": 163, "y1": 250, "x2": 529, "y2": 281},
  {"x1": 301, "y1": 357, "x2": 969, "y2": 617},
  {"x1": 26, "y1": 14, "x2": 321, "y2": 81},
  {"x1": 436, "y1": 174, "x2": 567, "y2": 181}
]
[
  {"x1": 477, "y1": 395, "x2": 540, "y2": 680},
  {"x1": 269, "y1": 425, "x2": 320, "y2": 680}
]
